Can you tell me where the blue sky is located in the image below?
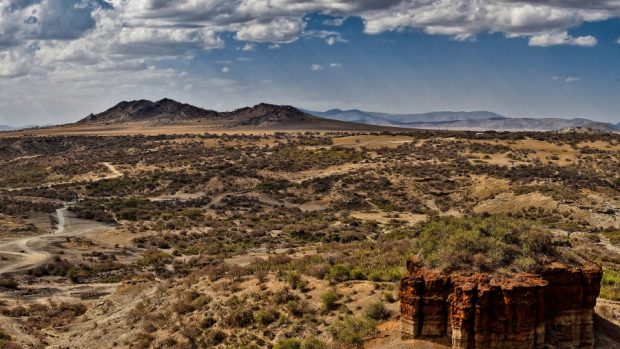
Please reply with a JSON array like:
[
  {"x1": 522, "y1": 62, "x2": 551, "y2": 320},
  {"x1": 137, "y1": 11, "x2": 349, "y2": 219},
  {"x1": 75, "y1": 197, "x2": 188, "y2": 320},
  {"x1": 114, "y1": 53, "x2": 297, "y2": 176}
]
[{"x1": 1, "y1": 1, "x2": 619, "y2": 125}]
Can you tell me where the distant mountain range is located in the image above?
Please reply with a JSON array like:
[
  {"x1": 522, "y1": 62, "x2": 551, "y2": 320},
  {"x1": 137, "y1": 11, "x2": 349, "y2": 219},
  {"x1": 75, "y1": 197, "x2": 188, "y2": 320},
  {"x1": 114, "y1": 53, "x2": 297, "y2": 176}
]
[
  {"x1": 4, "y1": 100, "x2": 617, "y2": 133},
  {"x1": 304, "y1": 109, "x2": 619, "y2": 132},
  {"x1": 77, "y1": 99, "x2": 391, "y2": 131},
  {"x1": 0, "y1": 124, "x2": 46, "y2": 131}
]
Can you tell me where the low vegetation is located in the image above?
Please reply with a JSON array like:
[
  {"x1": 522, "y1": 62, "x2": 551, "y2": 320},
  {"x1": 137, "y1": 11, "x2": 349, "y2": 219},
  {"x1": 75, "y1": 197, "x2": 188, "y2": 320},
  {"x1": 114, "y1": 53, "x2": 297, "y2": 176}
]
[
  {"x1": 1, "y1": 131, "x2": 619, "y2": 348},
  {"x1": 417, "y1": 215, "x2": 562, "y2": 273}
]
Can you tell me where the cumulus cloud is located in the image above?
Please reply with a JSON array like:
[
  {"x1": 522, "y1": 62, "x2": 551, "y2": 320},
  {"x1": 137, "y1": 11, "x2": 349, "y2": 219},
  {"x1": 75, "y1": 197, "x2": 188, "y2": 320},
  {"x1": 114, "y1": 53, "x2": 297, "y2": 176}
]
[
  {"x1": 305, "y1": 30, "x2": 348, "y2": 45},
  {"x1": 241, "y1": 43, "x2": 256, "y2": 51},
  {"x1": 0, "y1": 45, "x2": 37, "y2": 78},
  {"x1": 323, "y1": 17, "x2": 346, "y2": 26},
  {"x1": 528, "y1": 31, "x2": 597, "y2": 47},
  {"x1": 1, "y1": 0, "x2": 618, "y2": 124},
  {"x1": 235, "y1": 17, "x2": 304, "y2": 43},
  {"x1": 0, "y1": 0, "x2": 110, "y2": 47},
  {"x1": 2, "y1": 0, "x2": 618, "y2": 79}
]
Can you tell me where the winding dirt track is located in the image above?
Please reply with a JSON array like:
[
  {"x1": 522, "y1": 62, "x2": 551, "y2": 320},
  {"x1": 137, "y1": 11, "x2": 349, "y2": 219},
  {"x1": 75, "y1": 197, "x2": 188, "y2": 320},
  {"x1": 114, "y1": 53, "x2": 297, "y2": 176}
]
[{"x1": 0, "y1": 163, "x2": 122, "y2": 275}]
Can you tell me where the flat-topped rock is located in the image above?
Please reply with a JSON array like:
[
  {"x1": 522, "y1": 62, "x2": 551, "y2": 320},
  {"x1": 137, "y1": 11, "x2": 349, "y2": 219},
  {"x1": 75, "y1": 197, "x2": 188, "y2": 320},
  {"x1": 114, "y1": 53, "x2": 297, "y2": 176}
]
[{"x1": 400, "y1": 257, "x2": 602, "y2": 349}]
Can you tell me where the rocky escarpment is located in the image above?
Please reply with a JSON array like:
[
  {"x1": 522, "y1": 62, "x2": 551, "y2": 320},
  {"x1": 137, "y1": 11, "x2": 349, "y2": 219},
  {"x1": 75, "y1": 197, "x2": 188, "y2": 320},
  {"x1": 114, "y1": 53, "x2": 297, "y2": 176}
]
[{"x1": 400, "y1": 258, "x2": 602, "y2": 349}]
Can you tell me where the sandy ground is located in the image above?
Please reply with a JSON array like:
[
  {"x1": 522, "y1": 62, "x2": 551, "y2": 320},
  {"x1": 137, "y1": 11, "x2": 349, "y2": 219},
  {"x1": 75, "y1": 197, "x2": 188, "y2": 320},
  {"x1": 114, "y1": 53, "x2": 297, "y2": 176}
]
[{"x1": 0, "y1": 208, "x2": 115, "y2": 275}]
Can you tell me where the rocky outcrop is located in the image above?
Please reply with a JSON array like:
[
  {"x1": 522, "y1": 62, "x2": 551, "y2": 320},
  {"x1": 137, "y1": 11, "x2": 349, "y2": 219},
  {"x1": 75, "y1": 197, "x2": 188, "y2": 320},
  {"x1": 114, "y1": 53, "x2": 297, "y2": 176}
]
[{"x1": 400, "y1": 258, "x2": 602, "y2": 349}]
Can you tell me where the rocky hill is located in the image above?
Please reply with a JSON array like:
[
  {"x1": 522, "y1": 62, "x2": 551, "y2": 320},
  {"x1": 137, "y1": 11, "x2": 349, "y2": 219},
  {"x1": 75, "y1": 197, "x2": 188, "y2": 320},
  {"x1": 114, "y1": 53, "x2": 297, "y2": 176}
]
[
  {"x1": 79, "y1": 98, "x2": 219, "y2": 123},
  {"x1": 227, "y1": 103, "x2": 316, "y2": 127},
  {"x1": 76, "y1": 99, "x2": 393, "y2": 131}
]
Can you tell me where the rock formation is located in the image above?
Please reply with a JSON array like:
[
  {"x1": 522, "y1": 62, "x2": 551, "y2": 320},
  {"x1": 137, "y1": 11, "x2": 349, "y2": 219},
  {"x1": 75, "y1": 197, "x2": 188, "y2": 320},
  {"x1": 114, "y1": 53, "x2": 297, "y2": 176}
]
[{"x1": 400, "y1": 258, "x2": 602, "y2": 349}]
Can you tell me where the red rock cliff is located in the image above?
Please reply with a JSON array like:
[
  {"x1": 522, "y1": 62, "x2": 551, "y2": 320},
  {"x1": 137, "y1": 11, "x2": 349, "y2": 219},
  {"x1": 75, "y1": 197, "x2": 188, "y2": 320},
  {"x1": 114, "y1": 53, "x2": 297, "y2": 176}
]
[{"x1": 400, "y1": 258, "x2": 602, "y2": 349}]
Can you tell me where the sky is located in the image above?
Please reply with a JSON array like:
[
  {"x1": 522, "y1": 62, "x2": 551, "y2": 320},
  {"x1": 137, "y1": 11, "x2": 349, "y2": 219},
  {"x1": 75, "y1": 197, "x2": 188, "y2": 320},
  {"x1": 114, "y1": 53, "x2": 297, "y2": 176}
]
[{"x1": 0, "y1": 1, "x2": 620, "y2": 126}]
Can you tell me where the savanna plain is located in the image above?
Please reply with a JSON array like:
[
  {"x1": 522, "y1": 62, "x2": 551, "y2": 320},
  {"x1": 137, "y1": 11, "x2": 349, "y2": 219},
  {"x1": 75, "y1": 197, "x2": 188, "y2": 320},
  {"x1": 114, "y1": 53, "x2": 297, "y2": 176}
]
[{"x1": 1, "y1": 130, "x2": 620, "y2": 349}]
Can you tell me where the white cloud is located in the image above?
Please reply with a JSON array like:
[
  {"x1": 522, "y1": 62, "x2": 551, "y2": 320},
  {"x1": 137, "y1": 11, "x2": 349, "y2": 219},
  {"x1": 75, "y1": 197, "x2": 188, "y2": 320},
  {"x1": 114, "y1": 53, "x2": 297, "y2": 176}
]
[
  {"x1": 552, "y1": 75, "x2": 580, "y2": 82},
  {"x1": 0, "y1": 45, "x2": 38, "y2": 78},
  {"x1": 221, "y1": 66, "x2": 229, "y2": 73},
  {"x1": 305, "y1": 30, "x2": 348, "y2": 45},
  {"x1": 235, "y1": 17, "x2": 304, "y2": 43},
  {"x1": 241, "y1": 43, "x2": 256, "y2": 51},
  {"x1": 311, "y1": 63, "x2": 341, "y2": 71},
  {"x1": 323, "y1": 18, "x2": 346, "y2": 26},
  {"x1": 1, "y1": 0, "x2": 618, "y2": 125},
  {"x1": 529, "y1": 32, "x2": 597, "y2": 47},
  {"x1": 1, "y1": 0, "x2": 615, "y2": 80}
]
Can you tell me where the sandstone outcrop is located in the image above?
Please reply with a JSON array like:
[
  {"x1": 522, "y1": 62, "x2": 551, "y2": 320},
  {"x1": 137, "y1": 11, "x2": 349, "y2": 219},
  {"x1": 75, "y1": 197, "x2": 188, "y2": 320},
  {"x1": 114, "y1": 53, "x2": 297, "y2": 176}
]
[{"x1": 400, "y1": 258, "x2": 602, "y2": 349}]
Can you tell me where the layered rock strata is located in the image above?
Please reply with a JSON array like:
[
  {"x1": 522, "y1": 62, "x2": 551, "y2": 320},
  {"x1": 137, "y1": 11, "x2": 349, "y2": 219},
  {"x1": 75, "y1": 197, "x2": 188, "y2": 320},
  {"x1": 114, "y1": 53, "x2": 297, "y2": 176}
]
[{"x1": 400, "y1": 258, "x2": 602, "y2": 349}]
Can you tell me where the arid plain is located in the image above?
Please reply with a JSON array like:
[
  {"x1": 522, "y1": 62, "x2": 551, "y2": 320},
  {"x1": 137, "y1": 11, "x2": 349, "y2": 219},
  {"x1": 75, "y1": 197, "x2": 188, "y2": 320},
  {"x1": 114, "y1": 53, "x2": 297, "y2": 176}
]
[{"x1": 1, "y1": 102, "x2": 620, "y2": 349}]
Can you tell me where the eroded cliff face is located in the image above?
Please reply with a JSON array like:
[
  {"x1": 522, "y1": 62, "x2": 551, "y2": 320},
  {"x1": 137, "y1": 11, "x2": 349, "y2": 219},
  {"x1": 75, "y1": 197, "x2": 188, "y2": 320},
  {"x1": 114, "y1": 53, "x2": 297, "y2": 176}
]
[{"x1": 400, "y1": 258, "x2": 602, "y2": 349}]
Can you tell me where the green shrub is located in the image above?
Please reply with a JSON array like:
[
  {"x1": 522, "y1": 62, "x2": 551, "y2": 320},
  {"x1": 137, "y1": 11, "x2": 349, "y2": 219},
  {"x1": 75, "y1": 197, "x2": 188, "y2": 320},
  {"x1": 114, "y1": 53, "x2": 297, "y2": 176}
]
[
  {"x1": 330, "y1": 316, "x2": 377, "y2": 347},
  {"x1": 417, "y1": 216, "x2": 558, "y2": 272},
  {"x1": 350, "y1": 268, "x2": 366, "y2": 280},
  {"x1": 254, "y1": 309, "x2": 279, "y2": 326},
  {"x1": 321, "y1": 290, "x2": 339, "y2": 310},
  {"x1": 328, "y1": 264, "x2": 350, "y2": 283},
  {"x1": 287, "y1": 272, "x2": 309, "y2": 291},
  {"x1": 301, "y1": 336, "x2": 329, "y2": 349},
  {"x1": 603, "y1": 230, "x2": 620, "y2": 246},
  {"x1": 601, "y1": 269, "x2": 620, "y2": 301},
  {"x1": 365, "y1": 301, "x2": 389, "y2": 320},
  {"x1": 274, "y1": 338, "x2": 302, "y2": 349}
]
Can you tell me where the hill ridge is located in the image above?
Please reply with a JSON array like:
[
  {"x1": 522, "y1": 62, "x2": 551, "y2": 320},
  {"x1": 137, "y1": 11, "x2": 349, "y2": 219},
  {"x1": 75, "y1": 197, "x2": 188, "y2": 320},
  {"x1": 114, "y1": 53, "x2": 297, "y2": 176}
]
[{"x1": 305, "y1": 108, "x2": 618, "y2": 132}]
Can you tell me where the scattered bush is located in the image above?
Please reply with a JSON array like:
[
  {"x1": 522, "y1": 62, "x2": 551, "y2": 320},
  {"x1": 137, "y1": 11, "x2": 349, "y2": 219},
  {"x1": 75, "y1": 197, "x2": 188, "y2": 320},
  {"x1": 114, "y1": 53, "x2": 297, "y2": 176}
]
[
  {"x1": 417, "y1": 215, "x2": 559, "y2": 272},
  {"x1": 274, "y1": 338, "x2": 302, "y2": 349},
  {"x1": 330, "y1": 316, "x2": 377, "y2": 347},
  {"x1": 364, "y1": 301, "x2": 389, "y2": 320},
  {"x1": 301, "y1": 336, "x2": 329, "y2": 349},
  {"x1": 254, "y1": 309, "x2": 279, "y2": 326},
  {"x1": 223, "y1": 307, "x2": 254, "y2": 327},
  {"x1": 328, "y1": 264, "x2": 350, "y2": 283},
  {"x1": 601, "y1": 269, "x2": 620, "y2": 301},
  {"x1": 321, "y1": 290, "x2": 339, "y2": 310}
]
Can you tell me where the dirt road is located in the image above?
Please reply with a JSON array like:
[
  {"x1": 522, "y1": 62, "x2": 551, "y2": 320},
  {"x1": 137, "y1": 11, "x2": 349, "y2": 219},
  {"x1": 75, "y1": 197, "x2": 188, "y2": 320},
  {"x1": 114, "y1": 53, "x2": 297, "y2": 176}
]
[
  {"x1": 0, "y1": 162, "x2": 124, "y2": 274},
  {"x1": 0, "y1": 208, "x2": 114, "y2": 275}
]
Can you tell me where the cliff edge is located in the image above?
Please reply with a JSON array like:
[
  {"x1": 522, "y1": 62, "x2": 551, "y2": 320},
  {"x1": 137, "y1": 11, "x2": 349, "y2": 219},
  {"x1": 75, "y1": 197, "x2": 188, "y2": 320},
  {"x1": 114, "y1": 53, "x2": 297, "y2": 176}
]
[{"x1": 400, "y1": 257, "x2": 602, "y2": 349}]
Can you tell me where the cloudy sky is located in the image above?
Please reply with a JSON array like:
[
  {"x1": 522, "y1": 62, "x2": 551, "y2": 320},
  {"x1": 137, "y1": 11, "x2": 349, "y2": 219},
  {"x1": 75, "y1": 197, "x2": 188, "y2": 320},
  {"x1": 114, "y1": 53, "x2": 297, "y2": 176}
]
[{"x1": 1, "y1": 0, "x2": 620, "y2": 126}]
